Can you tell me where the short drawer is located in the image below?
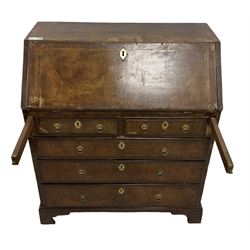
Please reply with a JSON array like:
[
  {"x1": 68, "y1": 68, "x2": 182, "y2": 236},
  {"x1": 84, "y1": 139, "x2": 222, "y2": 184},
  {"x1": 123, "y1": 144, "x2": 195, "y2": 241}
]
[
  {"x1": 34, "y1": 138, "x2": 210, "y2": 160},
  {"x1": 36, "y1": 117, "x2": 118, "y2": 136},
  {"x1": 125, "y1": 118, "x2": 208, "y2": 137},
  {"x1": 39, "y1": 160, "x2": 204, "y2": 184},
  {"x1": 43, "y1": 184, "x2": 199, "y2": 208}
]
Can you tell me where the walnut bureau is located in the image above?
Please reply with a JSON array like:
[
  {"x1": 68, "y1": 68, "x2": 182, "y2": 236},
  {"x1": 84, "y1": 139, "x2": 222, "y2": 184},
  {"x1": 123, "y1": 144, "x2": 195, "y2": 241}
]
[{"x1": 12, "y1": 22, "x2": 233, "y2": 224}]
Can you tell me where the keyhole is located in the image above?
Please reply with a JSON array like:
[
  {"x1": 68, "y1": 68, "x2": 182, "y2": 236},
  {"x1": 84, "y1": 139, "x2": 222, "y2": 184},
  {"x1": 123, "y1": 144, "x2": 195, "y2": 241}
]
[{"x1": 120, "y1": 48, "x2": 127, "y2": 60}]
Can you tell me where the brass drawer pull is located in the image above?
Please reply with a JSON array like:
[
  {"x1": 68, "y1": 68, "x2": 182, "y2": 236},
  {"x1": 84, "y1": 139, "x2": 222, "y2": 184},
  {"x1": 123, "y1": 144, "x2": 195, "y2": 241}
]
[
  {"x1": 141, "y1": 123, "x2": 148, "y2": 132},
  {"x1": 118, "y1": 141, "x2": 126, "y2": 150},
  {"x1": 182, "y1": 124, "x2": 190, "y2": 133},
  {"x1": 118, "y1": 187, "x2": 125, "y2": 195},
  {"x1": 53, "y1": 122, "x2": 61, "y2": 132},
  {"x1": 80, "y1": 194, "x2": 86, "y2": 202},
  {"x1": 118, "y1": 163, "x2": 125, "y2": 171},
  {"x1": 96, "y1": 124, "x2": 103, "y2": 133},
  {"x1": 78, "y1": 168, "x2": 86, "y2": 176},
  {"x1": 120, "y1": 48, "x2": 127, "y2": 60},
  {"x1": 155, "y1": 194, "x2": 162, "y2": 202},
  {"x1": 77, "y1": 145, "x2": 84, "y2": 154},
  {"x1": 162, "y1": 121, "x2": 169, "y2": 130},
  {"x1": 161, "y1": 147, "x2": 168, "y2": 156},
  {"x1": 74, "y1": 120, "x2": 82, "y2": 129},
  {"x1": 157, "y1": 169, "x2": 163, "y2": 176}
]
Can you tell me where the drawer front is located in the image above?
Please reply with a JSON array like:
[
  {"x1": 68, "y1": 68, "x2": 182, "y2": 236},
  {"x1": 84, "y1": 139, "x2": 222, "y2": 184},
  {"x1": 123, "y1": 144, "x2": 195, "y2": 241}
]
[
  {"x1": 43, "y1": 184, "x2": 199, "y2": 208},
  {"x1": 125, "y1": 118, "x2": 208, "y2": 137},
  {"x1": 35, "y1": 138, "x2": 209, "y2": 160},
  {"x1": 39, "y1": 160, "x2": 204, "y2": 184},
  {"x1": 36, "y1": 117, "x2": 118, "y2": 135}
]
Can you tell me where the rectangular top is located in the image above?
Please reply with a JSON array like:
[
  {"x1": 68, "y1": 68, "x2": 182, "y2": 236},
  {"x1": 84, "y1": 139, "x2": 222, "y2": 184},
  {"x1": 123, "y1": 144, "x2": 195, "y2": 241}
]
[{"x1": 26, "y1": 22, "x2": 219, "y2": 43}]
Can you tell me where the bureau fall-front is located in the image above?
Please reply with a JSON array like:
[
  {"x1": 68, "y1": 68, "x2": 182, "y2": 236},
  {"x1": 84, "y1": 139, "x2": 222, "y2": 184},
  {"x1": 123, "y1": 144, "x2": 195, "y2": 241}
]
[{"x1": 12, "y1": 22, "x2": 233, "y2": 224}]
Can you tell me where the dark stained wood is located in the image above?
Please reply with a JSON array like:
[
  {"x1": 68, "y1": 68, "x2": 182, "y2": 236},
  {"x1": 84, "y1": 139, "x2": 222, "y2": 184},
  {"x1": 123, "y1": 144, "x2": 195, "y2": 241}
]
[
  {"x1": 195, "y1": 139, "x2": 214, "y2": 205},
  {"x1": 34, "y1": 138, "x2": 209, "y2": 160},
  {"x1": 39, "y1": 160, "x2": 204, "y2": 184},
  {"x1": 43, "y1": 184, "x2": 199, "y2": 208},
  {"x1": 36, "y1": 117, "x2": 118, "y2": 135},
  {"x1": 26, "y1": 22, "x2": 219, "y2": 43},
  {"x1": 210, "y1": 117, "x2": 234, "y2": 173},
  {"x1": 125, "y1": 118, "x2": 209, "y2": 137},
  {"x1": 39, "y1": 206, "x2": 70, "y2": 224},
  {"x1": 13, "y1": 23, "x2": 232, "y2": 224},
  {"x1": 39, "y1": 206, "x2": 202, "y2": 224},
  {"x1": 172, "y1": 206, "x2": 203, "y2": 223},
  {"x1": 11, "y1": 116, "x2": 34, "y2": 165},
  {"x1": 25, "y1": 110, "x2": 215, "y2": 117},
  {"x1": 23, "y1": 42, "x2": 218, "y2": 111}
]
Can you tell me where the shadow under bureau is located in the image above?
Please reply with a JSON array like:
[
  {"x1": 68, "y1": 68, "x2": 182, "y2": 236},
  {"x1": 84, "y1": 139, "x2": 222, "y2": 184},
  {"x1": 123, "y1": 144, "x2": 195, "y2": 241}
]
[{"x1": 12, "y1": 22, "x2": 233, "y2": 224}]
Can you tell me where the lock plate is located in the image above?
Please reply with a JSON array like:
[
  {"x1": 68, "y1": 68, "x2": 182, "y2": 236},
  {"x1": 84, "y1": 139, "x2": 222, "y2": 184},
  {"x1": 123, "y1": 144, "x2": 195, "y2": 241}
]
[
  {"x1": 118, "y1": 141, "x2": 126, "y2": 150},
  {"x1": 74, "y1": 120, "x2": 82, "y2": 129}
]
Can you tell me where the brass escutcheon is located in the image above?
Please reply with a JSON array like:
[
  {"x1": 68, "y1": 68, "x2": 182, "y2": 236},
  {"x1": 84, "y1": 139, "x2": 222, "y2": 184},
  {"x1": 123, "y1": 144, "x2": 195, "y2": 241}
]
[
  {"x1": 74, "y1": 120, "x2": 82, "y2": 129},
  {"x1": 77, "y1": 145, "x2": 84, "y2": 154},
  {"x1": 96, "y1": 124, "x2": 103, "y2": 133},
  {"x1": 119, "y1": 48, "x2": 127, "y2": 60},
  {"x1": 118, "y1": 163, "x2": 125, "y2": 171},
  {"x1": 80, "y1": 194, "x2": 86, "y2": 201},
  {"x1": 141, "y1": 123, "x2": 148, "y2": 132},
  {"x1": 155, "y1": 194, "x2": 162, "y2": 201},
  {"x1": 182, "y1": 124, "x2": 190, "y2": 133},
  {"x1": 78, "y1": 168, "x2": 86, "y2": 176},
  {"x1": 162, "y1": 121, "x2": 169, "y2": 130},
  {"x1": 118, "y1": 141, "x2": 126, "y2": 150},
  {"x1": 157, "y1": 169, "x2": 163, "y2": 176},
  {"x1": 53, "y1": 122, "x2": 61, "y2": 132},
  {"x1": 161, "y1": 147, "x2": 168, "y2": 156},
  {"x1": 118, "y1": 187, "x2": 125, "y2": 195}
]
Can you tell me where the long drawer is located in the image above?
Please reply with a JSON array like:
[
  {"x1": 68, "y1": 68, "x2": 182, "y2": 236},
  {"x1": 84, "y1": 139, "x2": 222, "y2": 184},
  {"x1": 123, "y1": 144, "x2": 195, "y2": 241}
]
[
  {"x1": 34, "y1": 138, "x2": 210, "y2": 160},
  {"x1": 39, "y1": 160, "x2": 204, "y2": 184},
  {"x1": 43, "y1": 184, "x2": 199, "y2": 208}
]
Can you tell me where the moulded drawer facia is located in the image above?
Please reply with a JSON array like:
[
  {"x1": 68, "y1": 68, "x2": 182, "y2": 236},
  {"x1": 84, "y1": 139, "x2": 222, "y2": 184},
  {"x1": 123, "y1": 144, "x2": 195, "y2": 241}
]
[
  {"x1": 125, "y1": 118, "x2": 209, "y2": 137},
  {"x1": 34, "y1": 138, "x2": 210, "y2": 160},
  {"x1": 36, "y1": 117, "x2": 118, "y2": 135},
  {"x1": 43, "y1": 184, "x2": 200, "y2": 208},
  {"x1": 39, "y1": 160, "x2": 204, "y2": 184}
]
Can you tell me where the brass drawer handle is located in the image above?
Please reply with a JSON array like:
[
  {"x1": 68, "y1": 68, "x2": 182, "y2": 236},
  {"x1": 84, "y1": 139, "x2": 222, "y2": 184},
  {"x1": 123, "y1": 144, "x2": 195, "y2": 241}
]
[
  {"x1": 118, "y1": 187, "x2": 125, "y2": 195},
  {"x1": 96, "y1": 124, "x2": 103, "y2": 133},
  {"x1": 77, "y1": 145, "x2": 84, "y2": 154},
  {"x1": 80, "y1": 194, "x2": 86, "y2": 202},
  {"x1": 118, "y1": 163, "x2": 125, "y2": 171},
  {"x1": 118, "y1": 141, "x2": 126, "y2": 150},
  {"x1": 161, "y1": 147, "x2": 168, "y2": 156},
  {"x1": 53, "y1": 122, "x2": 61, "y2": 132},
  {"x1": 155, "y1": 194, "x2": 162, "y2": 202},
  {"x1": 141, "y1": 123, "x2": 148, "y2": 132},
  {"x1": 78, "y1": 168, "x2": 86, "y2": 176},
  {"x1": 182, "y1": 124, "x2": 190, "y2": 133},
  {"x1": 74, "y1": 120, "x2": 82, "y2": 129},
  {"x1": 157, "y1": 169, "x2": 163, "y2": 176},
  {"x1": 120, "y1": 48, "x2": 127, "y2": 60},
  {"x1": 162, "y1": 121, "x2": 169, "y2": 130}
]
